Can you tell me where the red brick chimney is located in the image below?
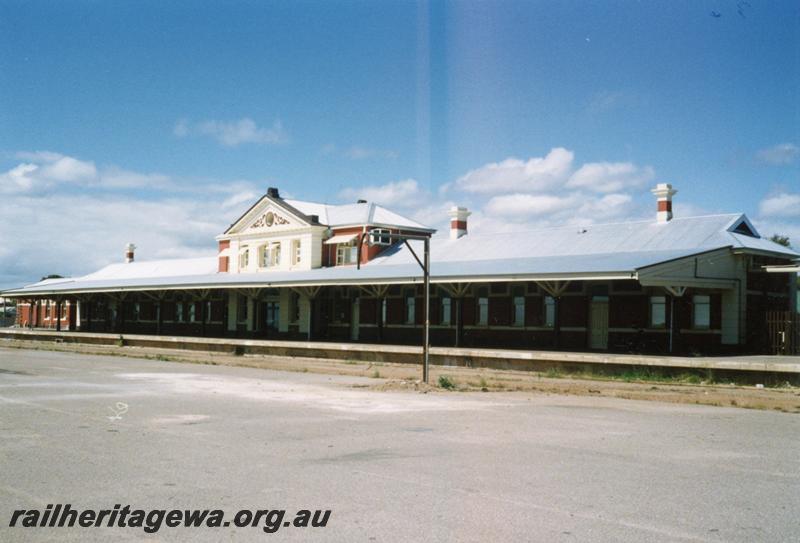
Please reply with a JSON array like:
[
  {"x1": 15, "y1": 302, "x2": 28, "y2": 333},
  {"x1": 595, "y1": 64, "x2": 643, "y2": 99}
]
[
  {"x1": 125, "y1": 243, "x2": 136, "y2": 263},
  {"x1": 651, "y1": 183, "x2": 677, "y2": 223},
  {"x1": 448, "y1": 207, "x2": 471, "y2": 239}
]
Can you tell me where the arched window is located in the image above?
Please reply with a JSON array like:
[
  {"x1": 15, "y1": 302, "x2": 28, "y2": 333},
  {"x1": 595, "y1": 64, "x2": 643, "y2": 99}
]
[
  {"x1": 259, "y1": 245, "x2": 269, "y2": 268},
  {"x1": 271, "y1": 242, "x2": 281, "y2": 266}
]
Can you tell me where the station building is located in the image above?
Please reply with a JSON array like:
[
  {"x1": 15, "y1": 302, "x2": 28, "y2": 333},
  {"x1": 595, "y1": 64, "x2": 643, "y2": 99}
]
[{"x1": 6, "y1": 184, "x2": 798, "y2": 355}]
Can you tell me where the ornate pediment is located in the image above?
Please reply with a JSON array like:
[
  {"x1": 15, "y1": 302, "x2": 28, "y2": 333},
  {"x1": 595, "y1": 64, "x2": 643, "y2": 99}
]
[
  {"x1": 250, "y1": 210, "x2": 291, "y2": 229},
  {"x1": 224, "y1": 193, "x2": 315, "y2": 236}
]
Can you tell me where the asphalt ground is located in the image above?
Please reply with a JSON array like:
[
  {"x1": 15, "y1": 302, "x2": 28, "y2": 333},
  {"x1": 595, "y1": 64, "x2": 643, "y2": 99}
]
[{"x1": 1, "y1": 348, "x2": 798, "y2": 542}]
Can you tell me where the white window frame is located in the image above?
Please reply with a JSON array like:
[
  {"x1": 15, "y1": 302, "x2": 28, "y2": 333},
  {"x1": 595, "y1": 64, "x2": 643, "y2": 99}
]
[
  {"x1": 441, "y1": 296, "x2": 451, "y2": 326},
  {"x1": 259, "y1": 244, "x2": 269, "y2": 268},
  {"x1": 239, "y1": 248, "x2": 249, "y2": 269},
  {"x1": 271, "y1": 242, "x2": 281, "y2": 267},
  {"x1": 650, "y1": 296, "x2": 666, "y2": 328},
  {"x1": 544, "y1": 296, "x2": 555, "y2": 328},
  {"x1": 477, "y1": 288, "x2": 489, "y2": 326},
  {"x1": 512, "y1": 290, "x2": 525, "y2": 327},
  {"x1": 405, "y1": 290, "x2": 415, "y2": 324},
  {"x1": 693, "y1": 295, "x2": 711, "y2": 329},
  {"x1": 370, "y1": 228, "x2": 391, "y2": 246},
  {"x1": 292, "y1": 239, "x2": 302, "y2": 265},
  {"x1": 336, "y1": 242, "x2": 357, "y2": 265}
]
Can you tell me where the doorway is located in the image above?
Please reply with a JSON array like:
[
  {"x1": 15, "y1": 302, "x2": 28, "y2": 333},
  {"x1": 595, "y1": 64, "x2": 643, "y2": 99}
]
[
  {"x1": 589, "y1": 297, "x2": 609, "y2": 350},
  {"x1": 263, "y1": 300, "x2": 279, "y2": 335},
  {"x1": 350, "y1": 298, "x2": 360, "y2": 341}
]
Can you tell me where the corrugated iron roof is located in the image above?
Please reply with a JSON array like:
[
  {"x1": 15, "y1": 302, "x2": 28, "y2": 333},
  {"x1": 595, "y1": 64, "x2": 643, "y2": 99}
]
[
  {"x1": 4, "y1": 213, "x2": 797, "y2": 296},
  {"x1": 285, "y1": 199, "x2": 432, "y2": 231}
]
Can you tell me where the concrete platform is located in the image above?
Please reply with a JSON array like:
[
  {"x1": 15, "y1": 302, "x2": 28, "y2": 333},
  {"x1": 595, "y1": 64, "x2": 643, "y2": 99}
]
[{"x1": 2, "y1": 327, "x2": 799, "y2": 379}]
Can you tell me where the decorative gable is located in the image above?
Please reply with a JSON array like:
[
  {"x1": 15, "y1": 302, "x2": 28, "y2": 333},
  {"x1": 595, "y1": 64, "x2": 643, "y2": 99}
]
[
  {"x1": 224, "y1": 196, "x2": 312, "y2": 236},
  {"x1": 249, "y1": 210, "x2": 291, "y2": 229}
]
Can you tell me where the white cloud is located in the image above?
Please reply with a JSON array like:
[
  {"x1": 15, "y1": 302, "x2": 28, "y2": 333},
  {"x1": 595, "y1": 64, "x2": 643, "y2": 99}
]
[
  {"x1": 482, "y1": 192, "x2": 637, "y2": 225},
  {"x1": 757, "y1": 143, "x2": 799, "y2": 165},
  {"x1": 752, "y1": 218, "x2": 800, "y2": 250},
  {"x1": 339, "y1": 179, "x2": 424, "y2": 207},
  {"x1": 0, "y1": 163, "x2": 38, "y2": 193},
  {"x1": 336, "y1": 149, "x2": 657, "y2": 235},
  {"x1": 40, "y1": 155, "x2": 97, "y2": 182},
  {"x1": 0, "y1": 154, "x2": 97, "y2": 194},
  {"x1": 759, "y1": 192, "x2": 800, "y2": 218},
  {"x1": 0, "y1": 152, "x2": 172, "y2": 193},
  {"x1": 174, "y1": 117, "x2": 288, "y2": 147},
  {"x1": 567, "y1": 162, "x2": 654, "y2": 193},
  {"x1": 221, "y1": 190, "x2": 260, "y2": 210},
  {"x1": 15, "y1": 150, "x2": 67, "y2": 162},
  {"x1": 13, "y1": 150, "x2": 97, "y2": 182},
  {"x1": 0, "y1": 194, "x2": 224, "y2": 288},
  {"x1": 99, "y1": 167, "x2": 171, "y2": 189},
  {"x1": 0, "y1": 151, "x2": 269, "y2": 288},
  {"x1": 452, "y1": 147, "x2": 574, "y2": 194},
  {"x1": 576, "y1": 193, "x2": 635, "y2": 221},
  {"x1": 484, "y1": 193, "x2": 580, "y2": 219}
]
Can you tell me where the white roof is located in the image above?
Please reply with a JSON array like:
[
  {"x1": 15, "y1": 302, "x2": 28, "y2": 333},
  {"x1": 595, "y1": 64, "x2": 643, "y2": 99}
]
[
  {"x1": 285, "y1": 199, "x2": 431, "y2": 231},
  {"x1": 370, "y1": 213, "x2": 798, "y2": 268},
  {"x1": 80, "y1": 257, "x2": 218, "y2": 282},
  {"x1": 4, "y1": 213, "x2": 797, "y2": 296}
]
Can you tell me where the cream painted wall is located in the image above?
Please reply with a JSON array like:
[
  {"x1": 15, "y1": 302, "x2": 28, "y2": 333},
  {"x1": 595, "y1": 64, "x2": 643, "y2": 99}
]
[{"x1": 221, "y1": 201, "x2": 329, "y2": 274}]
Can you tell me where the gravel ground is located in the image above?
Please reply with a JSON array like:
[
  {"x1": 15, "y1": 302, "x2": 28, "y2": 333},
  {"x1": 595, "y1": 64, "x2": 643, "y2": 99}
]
[{"x1": 1, "y1": 347, "x2": 799, "y2": 542}]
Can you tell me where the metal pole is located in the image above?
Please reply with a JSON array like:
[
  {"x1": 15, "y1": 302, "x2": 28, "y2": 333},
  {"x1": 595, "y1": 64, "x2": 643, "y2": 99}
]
[
  {"x1": 423, "y1": 238, "x2": 430, "y2": 383},
  {"x1": 356, "y1": 231, "x2": 432, "y2": 382}
]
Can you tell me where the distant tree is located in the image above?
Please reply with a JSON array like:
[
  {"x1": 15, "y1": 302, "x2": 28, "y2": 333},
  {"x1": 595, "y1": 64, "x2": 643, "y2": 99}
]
[
  {"x1": 40, "y1": 274, "x2": 64, "y2": 281},
  {"x1": 769, "y1": 234, "x2": 791, "y2": 247}
]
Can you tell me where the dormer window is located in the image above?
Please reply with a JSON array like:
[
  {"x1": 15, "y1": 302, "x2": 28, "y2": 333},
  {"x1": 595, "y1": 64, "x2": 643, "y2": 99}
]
[
  {"x1": 727, "y1": 216, "x2": 760, "y2": 238},
  {"x1": 370, "y1": 228, "x2": 391, "y2": 246},
  {"x1": 732, "y1": 221, "x2": 757, "y2": 237}
]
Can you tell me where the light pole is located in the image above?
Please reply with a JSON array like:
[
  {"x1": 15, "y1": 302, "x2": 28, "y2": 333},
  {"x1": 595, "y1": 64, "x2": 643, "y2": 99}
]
[{"x1": 357, "y1": 232, "x2": 431, "y2": 383}]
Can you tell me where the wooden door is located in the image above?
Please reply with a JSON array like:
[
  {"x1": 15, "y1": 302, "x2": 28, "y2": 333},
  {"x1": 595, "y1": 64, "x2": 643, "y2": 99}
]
[{"x1": 589, "y1": 300, "x2": 609, "y2": 350}]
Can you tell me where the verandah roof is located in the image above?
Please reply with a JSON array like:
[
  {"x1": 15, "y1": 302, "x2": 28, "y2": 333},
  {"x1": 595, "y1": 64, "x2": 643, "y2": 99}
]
[{"x1": 3, "y1": 248, "x2": 710, "y2": 297}]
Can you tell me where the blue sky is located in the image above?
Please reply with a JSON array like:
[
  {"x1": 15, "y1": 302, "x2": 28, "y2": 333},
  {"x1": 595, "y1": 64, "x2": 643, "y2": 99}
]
[{"x1": 1, "y1": 1, "x2": 798, "y2": 288}]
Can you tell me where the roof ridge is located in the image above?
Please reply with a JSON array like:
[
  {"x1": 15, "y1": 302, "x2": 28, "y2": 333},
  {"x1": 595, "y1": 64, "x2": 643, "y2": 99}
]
[{"x1": 443, "y1": 213, "x2": 743, "y2": 240}]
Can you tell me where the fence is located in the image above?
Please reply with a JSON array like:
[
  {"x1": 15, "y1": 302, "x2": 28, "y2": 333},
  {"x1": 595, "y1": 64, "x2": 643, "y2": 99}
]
[{"x1": 766, "y1": 311, "x2": 800, "y2": 355}]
